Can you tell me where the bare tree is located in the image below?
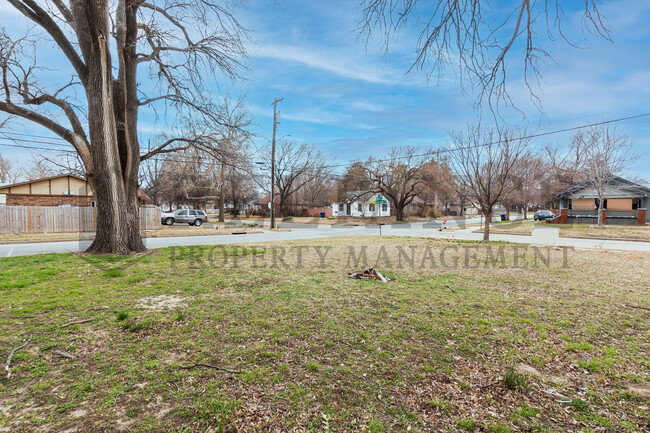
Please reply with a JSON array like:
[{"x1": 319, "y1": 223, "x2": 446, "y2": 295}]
[
  {"x1": 0, "y1": 1, "x2": 247, "y2": 254},
  {"x1": 0, "y1": 118, "x2": 19, "y2": 183},
  {"x1": 448, "y1": 125, "x2": 534, "y2": 240},
  {"x1": 224, "y1": 161, "x2": 256, "y2": 216},
  {"x1": 358, "y1": 1, "x2": 610, "y2": 112},
  {"x1": 139, "y1": 148, "x2": 164, "y2": 206},
  {"x1": 0, "y1": 152, "x2": 18, "y2": 184},
  {"x1": 365, "y1": 146, "x2": 429, "y2": 221},
  {"x1": 259, "y1": 141, "x2": 329, "y2": 217},
  {"x1": 23, "y1": 154, "x2": 59, "y2": 180},
  {"x1": 32, "y1": 150, "x2": 85, "y2": 178},
  {"x1": 501, "y1": 155, "x2": 544, "y2": 219},
  {"x1": 544, "y1": 132, "x2": 592, "y2": 201},
  {"x1": 418, "y1": 159, "x2": 456, "y2": 217},
  {"x1": 300, "y1": 174, "x2": 335, "y2": 207},
  {"x1": 578, "y1": 125, "x2": 637, "y2": 226},
  {"x1": 156, "y1": 148, "x2": 217, "y2": 209},
  {"x1": 332, "y1": 161, "x2": 373, "y2": 202}
]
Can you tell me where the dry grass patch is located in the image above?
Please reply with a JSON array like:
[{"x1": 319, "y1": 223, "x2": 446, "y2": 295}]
[
  {"x1": 0, "y1": 237, "x2": 648, "y2": 432},
  {"x1": 482, "y1": 220, "x2": 650, "y2": 240}
]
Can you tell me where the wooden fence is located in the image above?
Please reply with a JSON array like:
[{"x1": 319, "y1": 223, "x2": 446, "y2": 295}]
[{"x1": 0, "y1": 206, "x2": 160, "y2": 234}]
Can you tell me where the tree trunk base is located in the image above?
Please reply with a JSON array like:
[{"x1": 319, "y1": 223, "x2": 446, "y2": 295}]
[
  {"x1": 86, "y1": 232, "x2": 146, "y2": 255},
  {"x1": 86, "y1": 200, "x2": 147, "y2": 255}
]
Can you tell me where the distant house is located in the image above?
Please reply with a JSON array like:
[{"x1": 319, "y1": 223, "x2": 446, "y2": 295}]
[
  {"x1": 444, "y1": 200, "x2": 480, "y2": 216},
  {"x1": 253, "y1": 193, "x2": 331, "y2": 217},
  {"x1": 332, "y1": 190, "x2": 390, "y2": 217},
  {"x1": 0, "y1": 174, "x2": 151, "y2": 207},
  {"x1": 553, "y1": 176, "x2": 649, "y2": 225},
  {"x1": 401, "y1": 196, "x2": 427, "y2": 218}
]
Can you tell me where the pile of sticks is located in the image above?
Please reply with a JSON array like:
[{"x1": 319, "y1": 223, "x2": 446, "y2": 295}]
[{"x1": 346, "y1": 267, "x2": 393, "y2": 283}]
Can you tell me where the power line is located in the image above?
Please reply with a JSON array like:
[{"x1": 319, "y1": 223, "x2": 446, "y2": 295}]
[
  {"x1": 1, "y1": 110, "x2": 648, "y2": 172},
  {"x1": 320, "y1": 111, "x2": 650, "y2": 169},
  {"x1": 0, "y1": 131, "x2": 69, "y2": 141},
  {"x1": 0, "y1": 136, "x2": 73, "y2": 147},
  {"x1": 0, "y1": 141, "x2": 75, "y2": 153}
]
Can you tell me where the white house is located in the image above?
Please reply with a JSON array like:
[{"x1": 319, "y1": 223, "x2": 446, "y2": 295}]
[{"x1": 331, "y1": 190, "x2": 391, "y2": 217}]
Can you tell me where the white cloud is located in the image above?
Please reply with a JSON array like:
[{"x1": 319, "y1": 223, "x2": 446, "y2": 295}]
[{"x1": 253, "y1": 44, "x2": 405, "y2": 85}]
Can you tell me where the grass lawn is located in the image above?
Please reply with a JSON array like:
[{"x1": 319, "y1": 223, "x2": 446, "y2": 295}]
[
  {"x1": 0, "y1": 237, "x2": 648, "y2": 432},
  {"x1": 476, "y1": 220, "x2": 650, "y2": 240}
]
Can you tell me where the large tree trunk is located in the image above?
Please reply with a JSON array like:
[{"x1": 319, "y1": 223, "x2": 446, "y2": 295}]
[
  {"x1": 395, "y1": 205, "x2": 404, "y2": 221},
  {"x1": 597, "y1": 198, "x2": 604, "y2": 227},
  {"x1": 433, "y1": 190, "x2": 439, "y2": 217},
  {"x1": 83, "y1": 0, "x2": 145, "y2": 254},
  {"x1": 483, "y1": 211, "x2": 491, "y2": 241}
]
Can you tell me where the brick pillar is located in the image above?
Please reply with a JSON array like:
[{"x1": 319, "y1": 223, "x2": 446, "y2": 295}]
[
  {"x1": 638, "y1": 209, "x2": 647, "y2": 226},
  {"x1": 601, "y1": 209, "x2": 607, "y2": 225},
  {"x1": 560, "y1": 208, "x2": 568, "y2": 224}
]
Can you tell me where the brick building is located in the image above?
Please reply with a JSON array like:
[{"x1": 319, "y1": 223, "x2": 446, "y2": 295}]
[
  {"x1": 551, "y1": 176, "x2": 649, "y2": 225},
  {"x1": 0, "y1": 174, "x2": 150, "y2": 207}
]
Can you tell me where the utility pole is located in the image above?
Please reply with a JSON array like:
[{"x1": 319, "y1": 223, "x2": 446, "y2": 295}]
[
  {"x1": 270, "y1": 97, "x2": 283, "y2": 229},
  {"x1": 218, "y1": 157, "x2": 225, "y2": 222},
  {"x1": 434, "y1": 149, "x2": 440, "y2": 218}
]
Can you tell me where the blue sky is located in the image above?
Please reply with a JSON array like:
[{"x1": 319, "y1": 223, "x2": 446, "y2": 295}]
[
  {"x1": 0, "y1": 0, "x2": 649, "y2": 178},
  {"x1": 237, "y1": 0, "x2": 650, "y2": 177}
]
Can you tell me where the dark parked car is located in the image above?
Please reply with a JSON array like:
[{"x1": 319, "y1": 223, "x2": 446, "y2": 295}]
[
  {"x1": 534, "y1": 210, "x2": 556, "y2": 221},
  {"x1": 161, "y1": 209, "x2": 208, "y2": 226}
]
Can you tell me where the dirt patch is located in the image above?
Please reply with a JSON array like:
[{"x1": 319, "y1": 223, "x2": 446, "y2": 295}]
[
  {"x1": 627, "y1": 384, "x2": 650, "y2": 400},
  {"x1": 514, "y1": 363, "x2": 541, "y2": 377},
  {"x1": 70, "y1": 408, "x2": 88, "y2": 418},
  {"x1": 137, "y1": 295, "x2": 187, "y2": 310}
]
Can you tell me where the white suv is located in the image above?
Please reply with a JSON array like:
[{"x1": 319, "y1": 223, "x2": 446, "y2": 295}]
[{"x1": 161, "y1": 209, "x2": 208, "y2": 226}]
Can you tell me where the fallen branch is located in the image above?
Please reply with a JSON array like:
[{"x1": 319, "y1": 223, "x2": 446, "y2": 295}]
[
  {"x1": 5, "y1": 336, "x2": 32, "y2": 378},
  {"x1": 624, "y1": 304, "x2": 650, "y2": 312},
  {"x1": 52, "y1": 350, "x2": 76, "y2": 360},
  {"x1": 478, "y1": 380, "x2": 499, "y2": 389},
  {"x1": 444, "y1": 285, "x2": 456, "y2": 293},
  {"x1": 534, "y1": 383, "x2": 571, "y2": 402},
  {"x1": 179, "y1": 363, "x2": 242, "y2": 374},
  {"x1": 60, "y1": 318, "x2": 93, "y2": 328},
  {"x1": 337, "y1": 340, "x2": 354, "y2": 348},
  {"x1": 346, "y1": 267, "x2": 394, "y2": 282}
]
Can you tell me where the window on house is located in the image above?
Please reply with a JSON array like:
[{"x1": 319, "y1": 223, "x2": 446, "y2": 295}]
[
  {"x1": 369, "y1": 203, "x2": 375, "y2": 212},
  {"x1": 338, "y1": 203, "x2": 344, "y2": 212},
  {"x1": 382, "y1": 203, "x2": 388, "y2": 212}
]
